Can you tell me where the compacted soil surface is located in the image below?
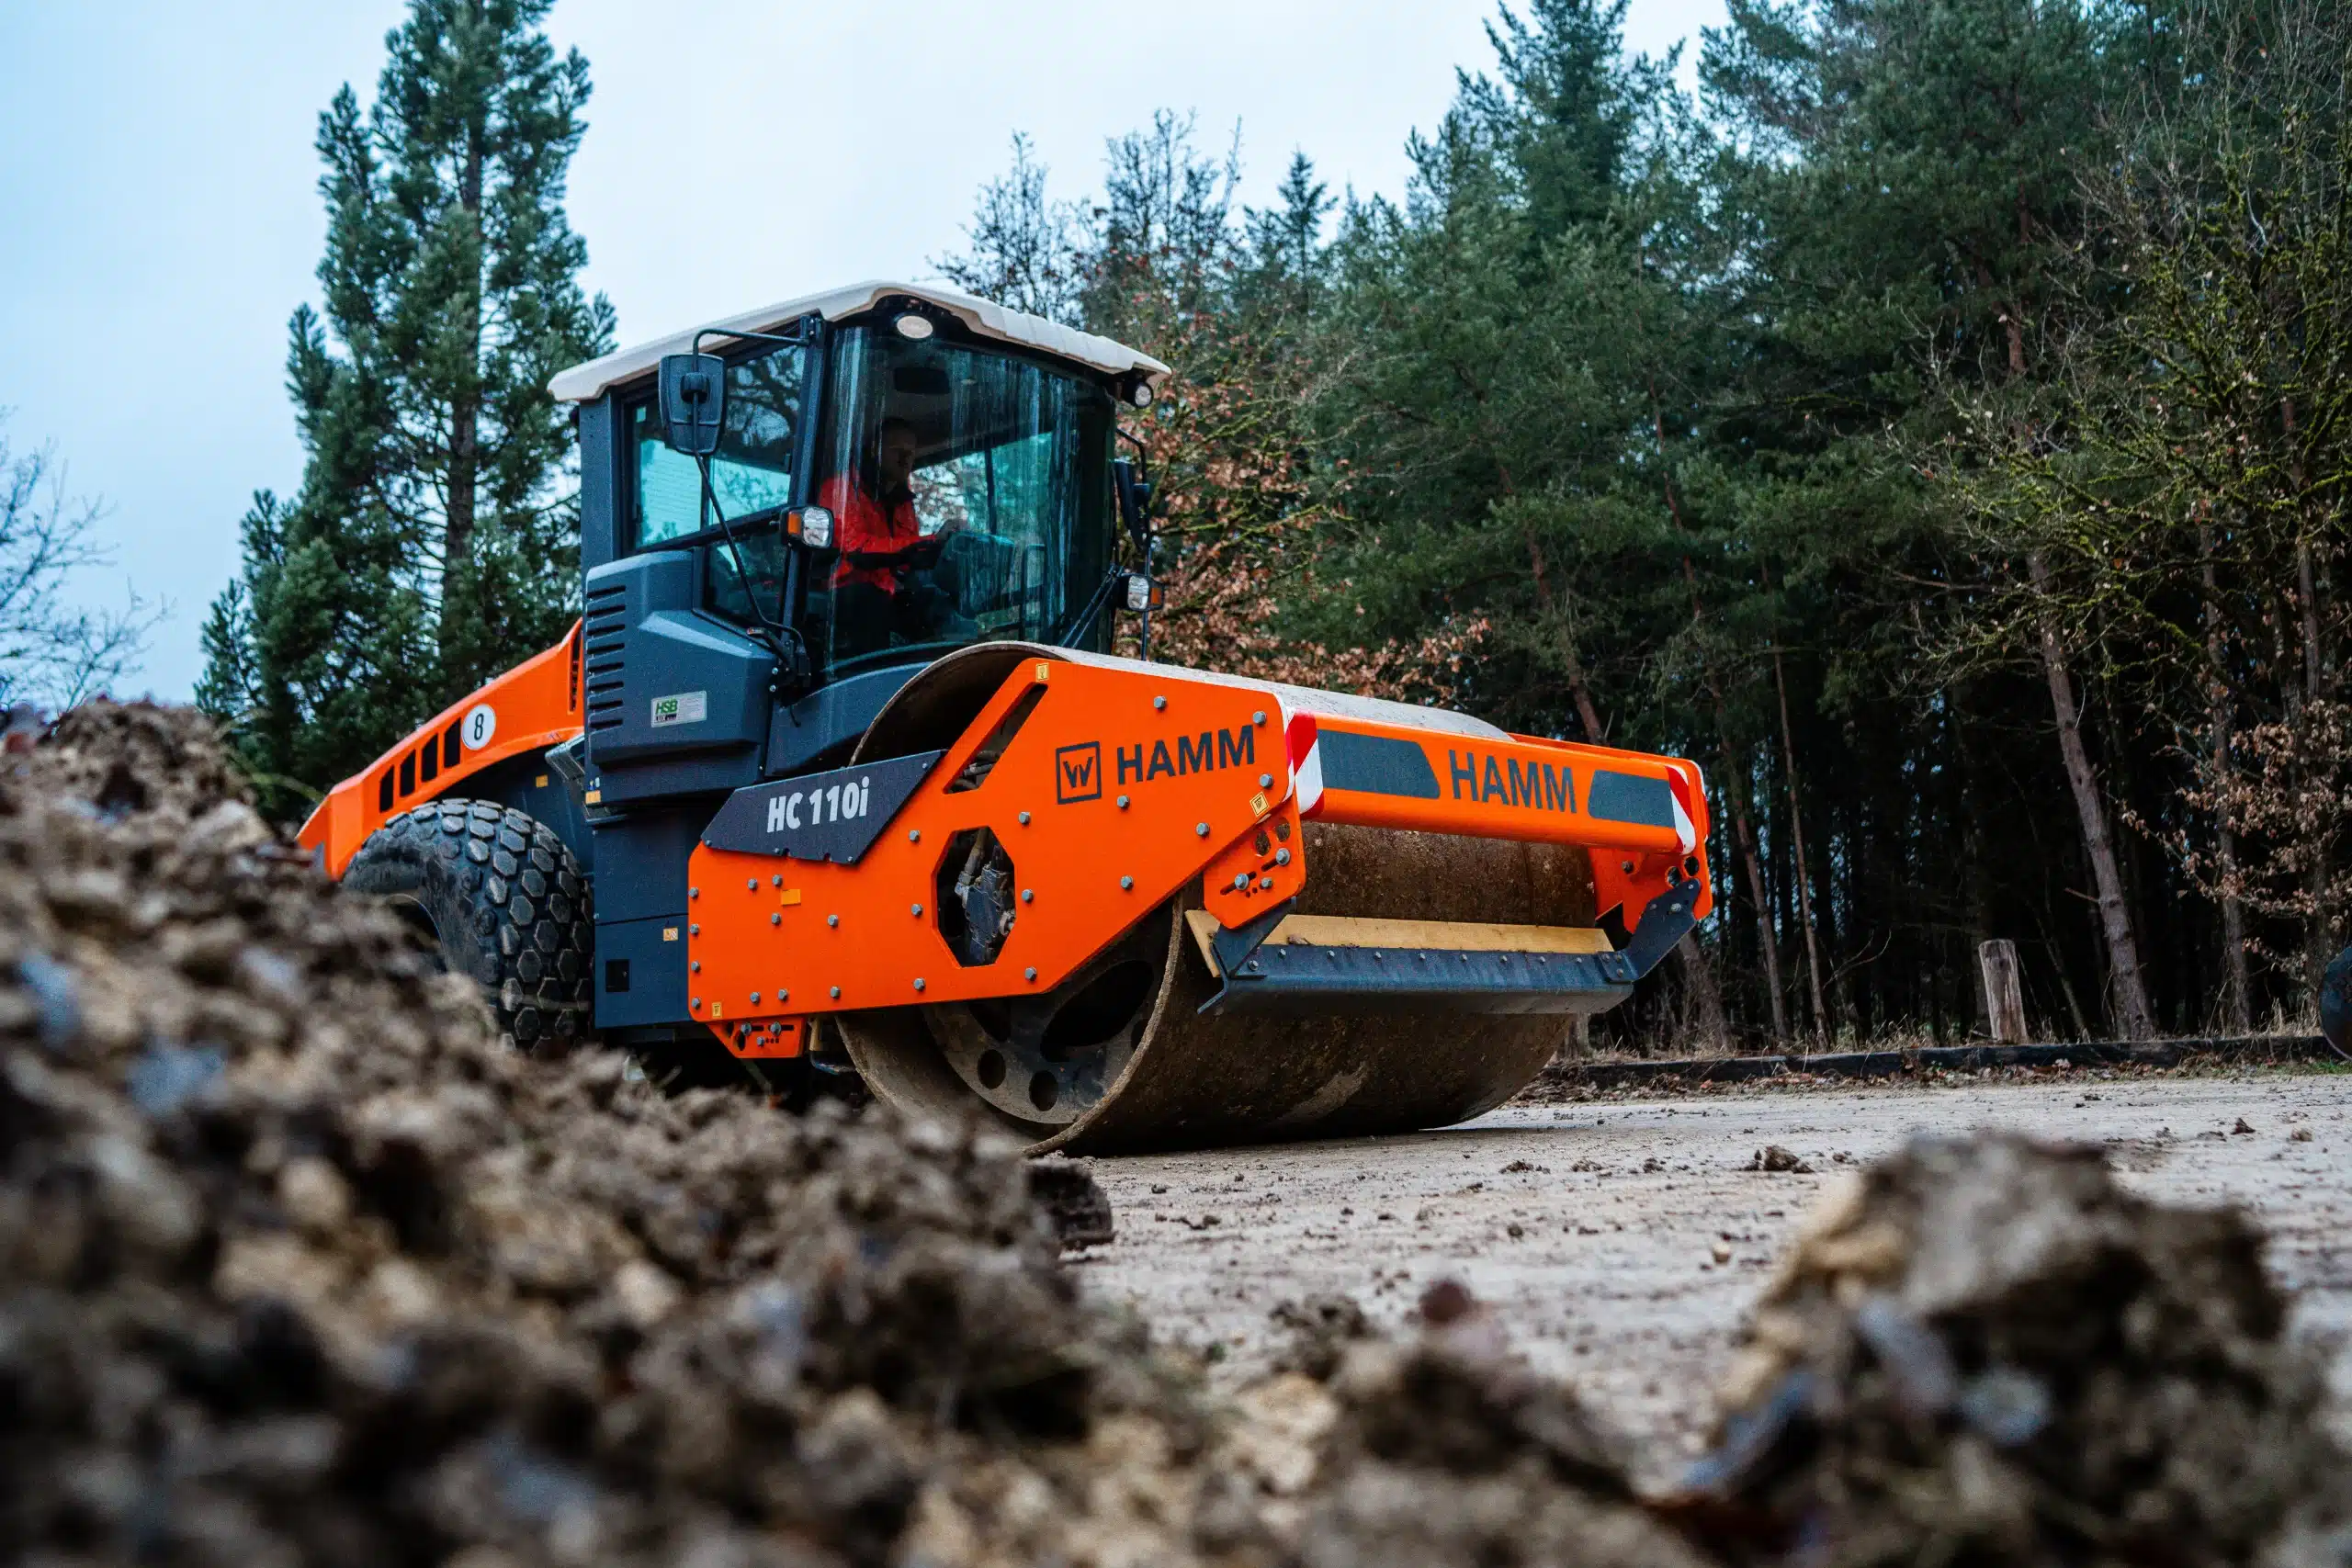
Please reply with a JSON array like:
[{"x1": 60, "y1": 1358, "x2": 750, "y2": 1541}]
[{"x1": 1079, "y1": 1071, "x2": 2352, "y2": 1482}]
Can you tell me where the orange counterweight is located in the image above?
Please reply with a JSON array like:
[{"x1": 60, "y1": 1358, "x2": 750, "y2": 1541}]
[{"x1": 683, "y1": 656, "x2": 1714, "y2": 1053}]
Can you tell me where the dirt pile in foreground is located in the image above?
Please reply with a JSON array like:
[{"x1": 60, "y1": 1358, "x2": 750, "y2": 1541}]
[
  {"x1": 1680, "y1": 1133, "x2": 2352, "y2": 1565},
  {"x1": 9, "y1": 705, "x2": 2350, "y2": 1568},
  {"x1": 0, "y1": 704, "x2": 1688, "y2": 1568},
  {"x1": 0, "y1": 705, "x2": 1144, "y2": 1564}
]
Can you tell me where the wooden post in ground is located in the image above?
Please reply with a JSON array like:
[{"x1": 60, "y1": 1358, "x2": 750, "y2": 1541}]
[{"x1": 1980, "y1": 940, "x2": 2029, "y2": 1044}]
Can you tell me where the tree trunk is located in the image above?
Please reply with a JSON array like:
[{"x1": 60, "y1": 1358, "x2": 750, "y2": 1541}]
[
  {"x1": 1952, "y1": 682, "x2": 2002, "y2": 1032},
  {"x1": 1497, "y1": 457, "x2": 1605, "y2": 743},
  {"x1": 1772, "y1": 644, "x2": 1831, "y2": 1044},
  {"x1": 2199, "y1": 526, "x2": 2252, "y2": 1032},
  {"x1": 2295, "y1": 533, "x2": 2332, "y2": 991},
  {"x1": 2028, "y1": 553, "x2": 2155, "y2": 1039},
  {"x1": 1644, "y1": 383, "x2": 1785, "y2": 1043},
  {"x1": 1521, "y1": 523, "x2": 1605, "y2": 741},
  {"x1": 2297, "y1": 536, "x2": 2325, "y2": 698},
  {"x1": 1677, "y1": 933, "x2": 1729, "y2": 1054},
  {"x1": 1979, "y1": 940, "x2": 2028, "y2": 1043},
  {"x1": 2279, "y1": 398, "x2": 2335, "y2": 989},
  {"x1": 2281, "y1": 399, "x2": 2329, "y2": 700},
  {"x1": 1723, "y1": 746, "x2": 1790, "y2": 1043},
  {"x1": 441, "y1": 123, "x2": 487, "y2": 660},
  {"x1": 1827, "y1": 810, "x2": 1859, "y2": 1032}
]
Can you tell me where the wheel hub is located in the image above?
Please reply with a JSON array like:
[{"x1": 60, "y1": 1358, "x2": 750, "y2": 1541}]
[{"x1": 924, "y1": 919, "x2": 1161, "y2": 1125}]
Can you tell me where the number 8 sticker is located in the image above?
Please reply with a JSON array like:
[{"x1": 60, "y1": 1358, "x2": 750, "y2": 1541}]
[{"x1": 462, "y1": 704, "x2": 497, "y2": 750}]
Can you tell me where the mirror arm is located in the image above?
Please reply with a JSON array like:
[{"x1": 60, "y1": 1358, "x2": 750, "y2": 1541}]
[
  {"x1": 1136, "y1": 535, "x2": 1157, "y2": 663},
  {"x1": 694, "y1": 454, "x2": 811, "y2": 691},
  {"x1": 1056, "y1": 564, "x2": 1125, "y2": 649},
  {"x1": 1113, "y1": 432, "x2": 1159, "y2": 660}
]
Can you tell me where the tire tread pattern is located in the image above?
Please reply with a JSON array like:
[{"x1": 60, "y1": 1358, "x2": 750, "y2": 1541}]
[{"x1": 344, "y1": 797, "x2": 593, "y2": 1050}]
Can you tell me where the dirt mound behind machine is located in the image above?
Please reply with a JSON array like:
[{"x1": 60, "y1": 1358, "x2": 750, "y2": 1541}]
[{"x1": 300, "y1": 280, "x2": 1712, "y2": 1153}]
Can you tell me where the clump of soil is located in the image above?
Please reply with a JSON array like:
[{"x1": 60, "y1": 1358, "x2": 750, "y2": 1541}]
[
  {"x1": 1682, "y1": 1133, "x2": 2351, "y2": 1565},
  {"x1": 1027, "y1": 1156, "x2": 1115, "y2": 1248},
  {"x1": 1278, "y1": 1286, "x2": 1711, "y2": 1568},
  {"x1": 1272, "y1": 1294, "x2": 1374, "y2": 1380}
]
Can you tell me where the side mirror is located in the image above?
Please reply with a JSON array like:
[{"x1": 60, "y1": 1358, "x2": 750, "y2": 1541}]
[
  {"x1": 658, "y1": 353, "x2": 726, "y2": 456},
  {"x1": 1113, "y1": 457, "x2": 1153, "y2": 551}
]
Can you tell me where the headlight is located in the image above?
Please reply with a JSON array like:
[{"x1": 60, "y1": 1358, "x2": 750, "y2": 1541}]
[
  {"x1": 1125, "y1": 573, "x2": 1153, "y2": 612},
  {"x1": 796, "y1": 506, "x2": 834, "y2": 549},
  {"x1": 1129, "y1": 380, "x2": 1155, "y2": 409}
]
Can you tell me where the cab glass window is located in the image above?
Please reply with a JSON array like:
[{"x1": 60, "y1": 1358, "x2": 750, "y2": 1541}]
[
  {"x1": 631, "y1": 340, "x2": 805, "y2": 547},
  {"x1": 802, "y1": 325, "x2": 1114, "y2": 675}
]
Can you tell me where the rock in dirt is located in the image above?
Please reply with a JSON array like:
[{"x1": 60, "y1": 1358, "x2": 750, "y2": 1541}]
[
  {"x1": 1026, "y1": 1156, "x2": 1115, "y2": 1248},
  {"x1": 1680, "y1": 1133, "x2": 2352, "y2": 1565},
  {"x1": 1272, "y1": 1294, "x2": 1374, "y2": 1381}
]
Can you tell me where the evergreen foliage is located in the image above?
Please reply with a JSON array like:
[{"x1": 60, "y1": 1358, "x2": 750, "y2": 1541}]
[
  {"x1": 199, "y1": 0, "x2": 612, "y2": 807},
  {"x1": 943, "y1": 0, "x2": 2347, "y2": 1046},
  {"x1": 201, "y1": 0, "x2": 2340, "y2": 1045}
]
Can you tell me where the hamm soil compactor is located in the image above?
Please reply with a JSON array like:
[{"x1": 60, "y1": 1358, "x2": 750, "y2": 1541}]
[{"x1": 300, "y1": 281, "x2": 1714, "y2": 1154}]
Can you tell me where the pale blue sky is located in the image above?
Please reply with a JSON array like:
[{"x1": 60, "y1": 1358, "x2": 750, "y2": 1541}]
[{"x1": 0, "y1": 0, "x2": 1725, "y2": 700}]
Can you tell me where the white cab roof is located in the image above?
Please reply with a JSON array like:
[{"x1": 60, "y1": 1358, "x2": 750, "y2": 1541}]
[{"x1": 548, "y1": 279, "x2": 1170, "y2": 403}]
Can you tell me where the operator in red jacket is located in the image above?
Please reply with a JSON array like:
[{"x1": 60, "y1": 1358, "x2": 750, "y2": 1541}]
[{"x1": 818, "y1": 416, "x2": 961, "y2": 653}]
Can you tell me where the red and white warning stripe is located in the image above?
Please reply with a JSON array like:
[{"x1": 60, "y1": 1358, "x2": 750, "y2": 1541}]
[
  {"x1": 1666, "y1": 770, "x2": 1701, "y2": 855},
  {"x1": 1284, "y1": 710, "x2": 1324, "y2": 818}
]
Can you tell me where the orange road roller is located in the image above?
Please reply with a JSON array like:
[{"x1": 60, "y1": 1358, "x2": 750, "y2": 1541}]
[{"x1": 299, "y1": 280, "x2": 1713, "y2": 1154}]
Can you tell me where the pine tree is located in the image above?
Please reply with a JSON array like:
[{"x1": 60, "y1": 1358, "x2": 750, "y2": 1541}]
[
  {"x1": 924, "y1": 0, "x2": 2320, "y2": 1042},
  {"x1": 1242, "y1": 153, "x2": 1336, "y2": 315},
  {"x1": 1301, "y1": 0, "x2": 1691, "y2": 744},
  {"x1": 200, "y1": 0, "x2": 613, "y2": 809},
  {"x1": 1695, "y1": 0, "x2": 2163, "y2": 1037}
]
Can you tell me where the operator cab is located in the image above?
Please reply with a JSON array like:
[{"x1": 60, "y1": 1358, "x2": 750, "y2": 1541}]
[
  {"x1": 553, "y1": 283, "x2": 1166, "y2": 1032},
  {"x1": 636, "y1": 308, "x2": 1139, "y2": 678},
  {"x1": 557, "y1": 282, "x2": 1165, "y2": 803}
]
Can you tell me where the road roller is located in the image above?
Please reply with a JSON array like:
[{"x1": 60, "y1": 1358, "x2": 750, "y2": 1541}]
[{"x1": 298, "y1": 280, "x2": 1714, "y2": 1154}]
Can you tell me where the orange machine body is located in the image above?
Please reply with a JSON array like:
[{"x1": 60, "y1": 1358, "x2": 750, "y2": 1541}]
[
  {"x1": 684, "y1": 655, "x2": 1713, "y2": 1056},
  {"x1": 297, "y1": 625, "x2": 585, "y2": 877}
]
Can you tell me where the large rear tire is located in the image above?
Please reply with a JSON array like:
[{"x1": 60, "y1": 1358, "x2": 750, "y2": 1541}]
[{"x1": 345, "y1": 798, "x2": 593, "y2": 1051}]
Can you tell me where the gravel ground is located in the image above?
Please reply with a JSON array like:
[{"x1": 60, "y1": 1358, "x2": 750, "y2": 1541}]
[{"x1": 1076, "y1": 1068, "x2": 2352, "y2": 1484}]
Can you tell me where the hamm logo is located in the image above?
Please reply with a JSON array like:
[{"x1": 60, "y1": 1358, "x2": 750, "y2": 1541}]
[{"x1": 1055, "y1": 740, "x2": 1103, "y2": 803}]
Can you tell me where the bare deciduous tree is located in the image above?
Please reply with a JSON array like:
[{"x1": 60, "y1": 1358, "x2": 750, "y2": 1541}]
[
  {"x1": 933, "y1": 133, "x2": 1088, "y2": 326},
  {"x1": 0, "y1": 420, "x2": 163, "y2": 710},
  {"x1": 2186, "y1": 701, "x2": 2352, "y2": 971}
]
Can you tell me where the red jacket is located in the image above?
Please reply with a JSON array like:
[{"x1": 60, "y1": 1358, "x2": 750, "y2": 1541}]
[{"x1": 819, "y1": 473, "x2": 921, "y2": 592}]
